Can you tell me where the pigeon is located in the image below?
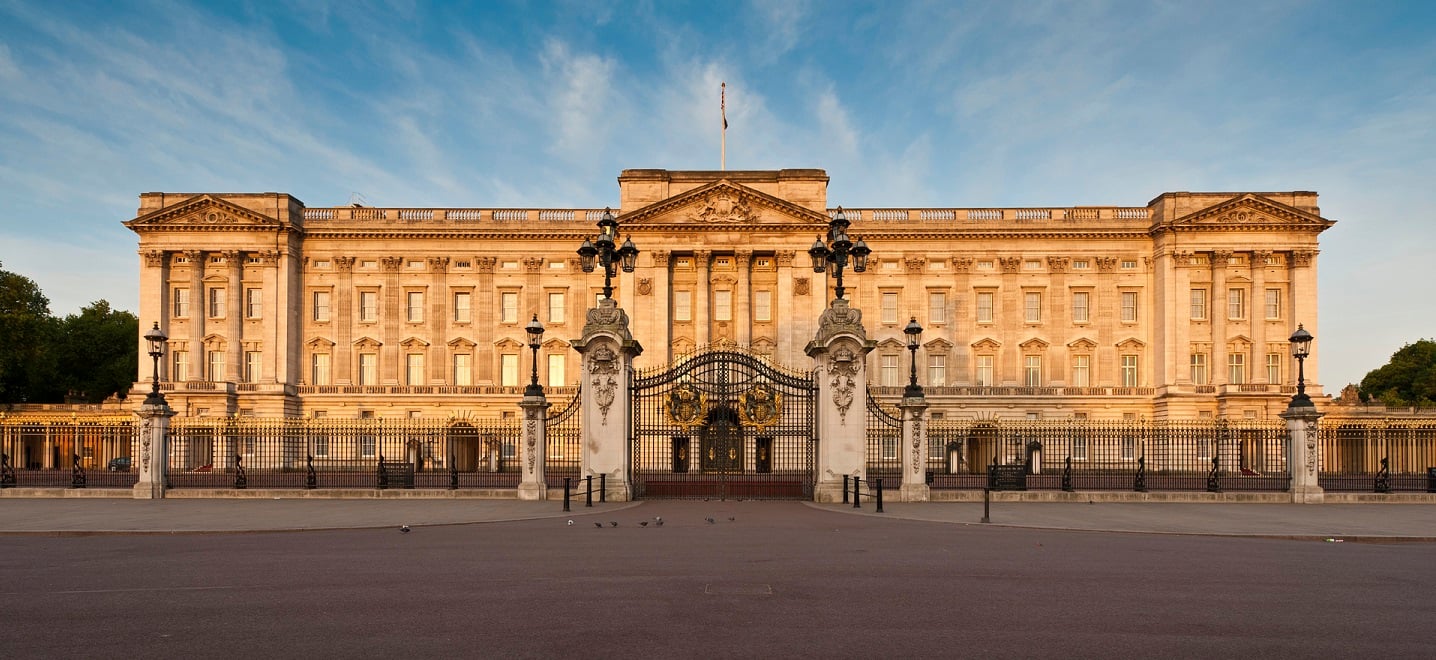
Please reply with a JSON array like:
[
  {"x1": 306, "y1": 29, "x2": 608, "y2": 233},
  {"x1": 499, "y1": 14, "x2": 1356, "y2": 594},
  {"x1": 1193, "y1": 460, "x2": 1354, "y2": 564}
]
[
  {"x1": 655, "y1": 516, "x2": 662, "y2": 523},
  {"x1": 594, "y1": 522, "x2": 603, "y2": 528},
  {"x1": 567, "y1": 520, "x2": 574, "y2": 526},
  {"x1": 610, "y1": 521, "x2": 618, "y2": 527},
  {"x1": 705, "y1": 517, "x2": 716, "y2": 524},
  {"x1": 655, "y1": 520, "x2": 664, "y2": 527},
  {"x1": 728, "y1": 517, "x2": 735, "y2": 522},
  {"x1": 399, "y1": 525, "x2": 410, "y2": 533},
  {"x1": 639, "y1": 521, "x2": 648, "y2": 527}
]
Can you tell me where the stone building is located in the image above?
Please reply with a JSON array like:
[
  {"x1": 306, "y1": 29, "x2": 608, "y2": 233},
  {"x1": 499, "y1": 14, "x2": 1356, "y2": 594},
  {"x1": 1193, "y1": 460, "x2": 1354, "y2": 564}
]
[{"x1": 124, "y1": 168, "x2": 1333, "y2": 421}]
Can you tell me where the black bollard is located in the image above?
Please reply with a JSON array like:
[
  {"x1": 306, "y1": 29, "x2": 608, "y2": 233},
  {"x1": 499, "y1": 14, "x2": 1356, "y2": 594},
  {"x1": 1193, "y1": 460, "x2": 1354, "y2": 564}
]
[
  {"x1": 585, "y1": 475, "x2": 593, "y2": 508},
  {"x1": 981, "y1": 487, "x2": 991, "y2": 523},
  {"x1": 563, "y1": 477, "x2": 571, "y2": 512},
  {"x1": 843, "y1": 475, "x2": 850, "y2": 504},
  {"x1": 600, "y1": 474, "x2": 607, "y2": 503},
  {"x1": 852, "y1": 477, "x2": 861, "y2": 509},
  {"x1": 875, "y1": 477, "x2": 884, "y2": 513}
]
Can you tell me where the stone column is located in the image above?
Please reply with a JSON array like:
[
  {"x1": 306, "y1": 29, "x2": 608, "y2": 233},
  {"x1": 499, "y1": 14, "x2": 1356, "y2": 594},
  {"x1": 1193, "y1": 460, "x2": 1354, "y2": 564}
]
[
  {"x1": 571, "y1": 298, "x2": 643, "y2": 501},
  {"x1": 951, "y1": 258, "x2": 973, "y2": 383},
  {"x1": 428, "y1": 257, "x2": 450, "y2": 383},
  {"x1": 806, "y1": 298, "x2": 875, "y2": 502},
  {"x1": 735, "y1": 250, "x2": 752, "y2": 347},
  {"x1": 186, "y1": 250, "x2": 206, "y2": 379},
  {"x1": 381, "y1": 256, "x2": 403, "y2": 384},
  {"x1": 1289, "y1": 250, "x2": 1319, "y2": 388},
  {"x1": 1211, "y1": 251, "x2": 1230, "y2": 386},
  {"x1": 225, "y1": 251, "x2": 243, "y2": 382},
  {"x1": 1281, "y1": 401, "x2": 1324, "y2": 503},
  {"x1": 133, "y1": 401, "x2": 175, "y2": 499},
  {"x1": 1251, "y1": 251, "x2": 1269, "y2": 383},
  {"x1": 517, "y1": 393, "x2": 550, "y2": 500},
  {"x1": 334, "y1": 256, "x2": 355, "y2": 383},
  {"x1": 475, "y1": 257, "x2": 496, "y2": 383},
  {"x1": 774, "y1": 251, "x2": 796, "y2": 361},
  {"x1": 651, "y1": 251, "x2": 672, "y2": 364},
  {"x1": 899, "y1": 392, "x2": 930, "y2": 502},
  {"x1": 694, "y1": 250, "x2": 711, "y2": 347}
]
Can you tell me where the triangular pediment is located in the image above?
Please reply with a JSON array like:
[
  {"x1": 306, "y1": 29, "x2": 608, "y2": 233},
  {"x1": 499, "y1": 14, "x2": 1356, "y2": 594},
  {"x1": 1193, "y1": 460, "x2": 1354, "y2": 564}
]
[
  {"x1": 971, "y1": 337, "x2": 1002, "y2": 351},
  {"x1": 1019, "y1": 337, "x2": 1050, "y2": 351},
  {"x1": 1116, "y1": 337, "x2": 1146, "y2": 351},
  {"x1": 306, "y1": 336, "x2": 336, "y2": 349},
  {"x1": 447, "y1": 337, "x2": 476, "y2": 349},
  {"x1": 1168, "y1": 194, "x2": 1334, "y2": 231},
  {"x1": 124, "y1": 195, "x2": 285, "y2": 231},
  {"x1": 1068, "y1": 337, "x2": 1097, "y2": 351},
  {"x1": 877, "y1": 337, "x2": 905, "y2": 350},
  {"x1": 923, "y1": 338, "x2": 954, "y2": 351},
  {"x1": 620, "y1": 180, "x2": 831, "y2": 227},
  {"x1": 353, "y1": 336, "x2": 382, "y2": 349},
  {"x1": 400, "y1": 337, "x2": 430, "y2": 348},
  {"x1": 494, "y1": 338, "x2": 523, "y2": 350},
  {"x1": 541, "y1": 338, "x2": 570, "y2": 350}
]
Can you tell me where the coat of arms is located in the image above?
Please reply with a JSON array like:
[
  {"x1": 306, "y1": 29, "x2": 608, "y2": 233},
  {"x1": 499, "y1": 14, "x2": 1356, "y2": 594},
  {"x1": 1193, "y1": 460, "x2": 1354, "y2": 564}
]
[
  {"x1": 665, "y1": 384, "x2": 708, "y2": 432},
  {"x1": 738, "y1": 384, "x2": 783, "y2": 433}
]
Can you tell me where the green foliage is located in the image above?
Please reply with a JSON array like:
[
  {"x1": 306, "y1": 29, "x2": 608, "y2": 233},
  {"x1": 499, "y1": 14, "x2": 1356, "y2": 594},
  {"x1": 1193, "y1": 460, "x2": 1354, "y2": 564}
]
[
  {"x1": 1358, "y1": 339, "x2": 1436, "y2": 407},
  {"x1": 0, "y1": 261, "x2": 139, "y2": 403}
]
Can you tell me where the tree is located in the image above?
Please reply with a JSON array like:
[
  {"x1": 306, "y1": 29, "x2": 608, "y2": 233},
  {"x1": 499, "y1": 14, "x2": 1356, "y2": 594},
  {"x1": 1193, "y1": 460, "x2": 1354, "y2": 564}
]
[
  {"x1": 0, "y1": 261, "x2": 58, "y2": 403},
  {"x1": 1358, "y1": 340, "x2": 1436, "y2": 407},
  {"x1": 54, "y1": 301, "x2": 139, "y2": 403}
]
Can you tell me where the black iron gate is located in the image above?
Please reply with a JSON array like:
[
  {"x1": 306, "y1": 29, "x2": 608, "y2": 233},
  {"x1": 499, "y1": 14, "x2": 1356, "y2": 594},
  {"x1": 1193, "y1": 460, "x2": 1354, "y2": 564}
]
[{"x1": 631, "y1": 348, "x2": 816, "y2": 500}]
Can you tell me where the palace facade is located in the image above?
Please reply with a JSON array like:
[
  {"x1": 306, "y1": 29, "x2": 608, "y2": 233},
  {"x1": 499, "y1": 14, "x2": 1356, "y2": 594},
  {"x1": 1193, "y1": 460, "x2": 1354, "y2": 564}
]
[{"x1": 124, "y1": 168, "x2": 1333, "y2": 421}]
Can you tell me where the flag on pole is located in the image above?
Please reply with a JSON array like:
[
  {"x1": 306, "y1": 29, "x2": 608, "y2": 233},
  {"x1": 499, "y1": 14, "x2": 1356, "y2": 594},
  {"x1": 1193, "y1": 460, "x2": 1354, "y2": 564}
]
[{"x1": 722, "y1": 82, "x2": 728, "y2": 130}]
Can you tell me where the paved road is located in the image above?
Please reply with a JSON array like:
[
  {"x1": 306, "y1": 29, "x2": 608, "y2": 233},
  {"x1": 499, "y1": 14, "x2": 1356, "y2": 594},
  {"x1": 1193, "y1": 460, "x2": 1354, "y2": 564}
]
[{"x1": 1, "y1": 501, "x2": 1433, "y2": 658}]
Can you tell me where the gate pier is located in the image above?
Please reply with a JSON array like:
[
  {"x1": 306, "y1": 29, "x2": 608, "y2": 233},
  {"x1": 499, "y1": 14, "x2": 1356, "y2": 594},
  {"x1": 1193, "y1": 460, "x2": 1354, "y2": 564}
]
[
  {"x1": 807, "y1": 298, "x2": 875, "y2": 502},
  {"x1": 572, "y1": 299, "x2": 642, "y2": 502}
]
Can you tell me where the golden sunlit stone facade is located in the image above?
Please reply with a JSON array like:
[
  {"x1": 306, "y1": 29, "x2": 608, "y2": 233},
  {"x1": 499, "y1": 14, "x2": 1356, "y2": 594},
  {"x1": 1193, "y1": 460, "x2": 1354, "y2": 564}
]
[{"x1": 124, "y1": 168, "x2": 1333, "y2": 421}]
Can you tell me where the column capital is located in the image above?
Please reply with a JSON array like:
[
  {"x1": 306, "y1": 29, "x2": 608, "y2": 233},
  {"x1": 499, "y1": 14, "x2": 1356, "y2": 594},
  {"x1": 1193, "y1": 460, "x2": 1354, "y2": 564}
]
[
  {"x1": 651, "y1": 250, "x2": 671, "y2": 267},
  {"x1": 775, "y1": 251, "x2": 796, "y2": 268},
  {"x1": 475, "y1": 256, "x2": 497, "y2": 273},
  {"x1": 142, "y1": 249, "x2": 166, "y2": 267},
  {"x1": 427, "y1": 256, "x2": 450, "y2": 272},
  {"x1": 522, "y1": 257, "x2": 544, "y2": 273},
  {"x1": 333, "y1": 256, "x2": 355, "y2": 272}
]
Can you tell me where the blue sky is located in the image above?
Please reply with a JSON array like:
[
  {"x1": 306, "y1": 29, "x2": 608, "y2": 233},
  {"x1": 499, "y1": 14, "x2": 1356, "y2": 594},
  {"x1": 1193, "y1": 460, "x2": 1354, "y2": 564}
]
[{"x1": 1, "y1": 0, "x2": 1433, "y2": 391}]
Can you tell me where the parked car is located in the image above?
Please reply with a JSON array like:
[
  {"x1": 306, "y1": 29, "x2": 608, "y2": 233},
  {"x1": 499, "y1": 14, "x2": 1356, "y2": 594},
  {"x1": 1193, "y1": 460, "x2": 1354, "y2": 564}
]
[{"x1": 107, "y1": 456, "x2": 132, "y2": 471}]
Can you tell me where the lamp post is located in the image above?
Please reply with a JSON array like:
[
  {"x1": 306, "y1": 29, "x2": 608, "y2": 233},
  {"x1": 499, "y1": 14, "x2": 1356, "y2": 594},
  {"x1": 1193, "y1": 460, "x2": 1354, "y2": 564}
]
[
  {"x1": 525, "y1": 314, "x2": 545, "y2": 397},
  {"x1": 1288, "y1": 324, "x2": 1313, "y2": 409},
  {"x1": 577, "y1": 207, "x2": 639, "y2": 301},
  {"x1": 807, "y1": 207, "x2": 871, "y2": 300},
  {"x1": 143, "y1": 322, "x2": 168, "y2": 407},
  {"x1": 904, "y1": 317, "x2": 924, "y2": 398}
]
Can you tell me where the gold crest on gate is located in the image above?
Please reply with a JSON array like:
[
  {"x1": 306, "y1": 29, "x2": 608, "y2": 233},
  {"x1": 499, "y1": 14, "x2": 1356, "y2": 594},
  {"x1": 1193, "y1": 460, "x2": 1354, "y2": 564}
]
[
  {"x1": 665, "y1": 384, "x2": 708, "y2": 433},
  {"x1": 738, "y1": 384, "x2": 783, "y2": 434}
]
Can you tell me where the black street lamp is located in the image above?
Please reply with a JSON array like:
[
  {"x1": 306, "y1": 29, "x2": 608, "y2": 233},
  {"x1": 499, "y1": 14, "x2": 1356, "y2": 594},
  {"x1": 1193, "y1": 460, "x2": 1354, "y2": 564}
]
[
  {"x1": 525, "y1": 314, "x2": 545, "y2": 397},
  {"x1": 808, "y1": 207, "x2": 871, "y2": 300},
  {"x1": 1288, "y1": 324, "x2": 1314, "y2": 408},
  {"x1": 904, "y1": 317, "x2": 924, "y2": 398},
  {"x1": 143, "y1": 322, "x2": 168, "y2": 407},
  {"x1": 577, "y1": 207, "x2": 639, "y2": 301}
]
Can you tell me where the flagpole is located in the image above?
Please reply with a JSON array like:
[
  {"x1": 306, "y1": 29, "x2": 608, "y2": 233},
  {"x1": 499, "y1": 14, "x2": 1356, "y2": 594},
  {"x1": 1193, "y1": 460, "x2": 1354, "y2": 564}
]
[{"x1": 721, "y1": 82, "x2": 727, "y2": 170}]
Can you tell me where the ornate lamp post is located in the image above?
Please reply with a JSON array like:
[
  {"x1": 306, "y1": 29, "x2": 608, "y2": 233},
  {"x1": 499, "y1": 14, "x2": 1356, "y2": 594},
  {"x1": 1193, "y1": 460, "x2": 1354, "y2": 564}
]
[
  {"x1": 807, "y1": 207, "x2": 871, "y2": 300},
  {"x1": 577, "y1": 207, "x2": 639, "y2": 301},
  {"x1": 904, "y1": 317, "x2": 924, "y2": 398},
  {"x1": 1288, "y1": 324, "x2": 1314, "y2": 409},
  {"x1": 142, "y1": 322, "x2": 168, "y2": 407},
  {"x1": 525, "y1": 314, "x2": 545, "y2": 397}
]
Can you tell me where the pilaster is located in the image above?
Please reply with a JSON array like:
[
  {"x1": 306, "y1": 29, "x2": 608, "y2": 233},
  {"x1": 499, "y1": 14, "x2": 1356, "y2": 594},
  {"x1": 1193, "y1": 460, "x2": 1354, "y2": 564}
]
[
  {"x1": 1281, "y1": 403, "x2": 1324, "y2": 503},
  {"x1": 695, "y1": 250, "x2": 711, "y2": 347},
  {"x1": 571, "y1": 298, "x2": 643, "y2": 501},
  {"x1": 133, "y1": 402, "x2": 175, "y2": 499},
  {"x1": 517, "y1": 395, "x2": 551, "y2": 500},
  {"x1": 899, "y1": 394, "x2": 930, "y2": 502},
  {"x1": 805, "y1": 297, "x2": 875, "y2": 502}
]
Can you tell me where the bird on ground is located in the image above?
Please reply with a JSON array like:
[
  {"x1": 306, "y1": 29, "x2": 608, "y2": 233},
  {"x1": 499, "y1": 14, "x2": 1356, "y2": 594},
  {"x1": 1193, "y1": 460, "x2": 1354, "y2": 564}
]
[
  {"x1": 567, "y1": 520, "x2": 574, "y2": 526},
  {"x1": 655, "y1": 520, "x2": 664, "y2": 527},
  {"x1": 594, "y1": 522, "x2": 603, "y2": 528},
  {"x1": 639, "y1": 521, "x2": 648, "y2": 527},
  {"x1": 655, "y1": 516, "x2": 662, "y2": 523},
  {"x1": 399, "y1": 525, "x2": 410, "y2": 533},
  {"x1": 728, "y1": 516, "x2": 736, "y2": 522},
  {"x1": 705, "y1": 517, "x2": 716, "y2": 524},
  {"x1": 610, "y1": 521, "x2": 618, "y2": 527}
]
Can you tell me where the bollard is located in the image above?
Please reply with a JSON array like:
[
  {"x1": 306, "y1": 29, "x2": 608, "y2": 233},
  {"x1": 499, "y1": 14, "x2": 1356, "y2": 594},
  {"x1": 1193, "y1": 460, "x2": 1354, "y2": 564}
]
[
  {"x1": 600, "y1": 474, "x2": 607, "y2": 503},
  {"x1": 563, "y1": 477, "x2": 571, "y2": 512},
  {"x1": 585, "y1": 475, "x2": 594, "y2": 508},
  {"x1": 842, "y1": 475, "x2": 850, "y2": 504},
  {"x1": 852, "y1": 477, "x2": 861, "y2": 509},
  {"x1": 875, "y1": 477, "x2": 884, "y2": 513},
  {"x1": 981, "y1": 487, "x2": 991, "y2": 523}
]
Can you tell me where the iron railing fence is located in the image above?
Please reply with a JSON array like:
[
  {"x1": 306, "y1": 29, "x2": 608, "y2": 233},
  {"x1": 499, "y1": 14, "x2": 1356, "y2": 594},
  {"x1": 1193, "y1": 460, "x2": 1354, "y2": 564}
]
[
  {"x1": 921, "y1": 419, "x2": 1291, "y2": 492},
  {"x1": 165, "y1": 417, "x2": 526, "y2": 489},
  {"x1": 866, "y1": 393, "x2": 903, "y2": 482},
  {"x1": 0, "y1": 417, "x2": 138, "y2": 488},
  {"x1": 546, "y1": 388, "x2": 583, "y2": 484},
  {"x1": 1319, "y1": 421, "x2": 1436, "y2": 492}
]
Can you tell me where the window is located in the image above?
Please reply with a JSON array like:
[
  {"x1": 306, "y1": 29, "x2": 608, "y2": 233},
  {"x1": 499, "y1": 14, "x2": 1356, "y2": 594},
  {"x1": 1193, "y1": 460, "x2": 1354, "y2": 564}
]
[
  {"x1": 406, "y1": 291, "x2": 424, "y2": 322},
  {"x1": 1073, "y1": 434, "x2": 1088, "y2": 460},
  {"x1": 245, "y1": 288, "x2": 262, "y2": 319},
  {"x1": 1072, "y1": 260, "x2": 1090, "y2": 270},
  {"x1": 359, "y1": 411, "x2": 376, "y2": 457},
  {"x1": 1071, "y1": 291, "x2": 1090, "y2": 323},
  {"x1": 1120, "y1": 355, "x2": 1138, "y2": 387},
  {"x1": 714, "y1": 290, "x2": 733, "y2": 321},
  {"x1": 547, "y1": 354, "x2": 565, "y2": 386},
  {"x1": 453, "y1": 354, "x2": 472, "y2": 386},
  {"x1": 928, "y1": 292, "x2": 947, "y2": 324},
  {"x1": 406, "y1": 353, "x2": 424, "y2": 385},
  {"x1": 208, "y1": 350, "x2": 225, "y2": 381},
  {"x1": 1267, "y1": 353, "x2": 1281, "y2": 384},
  {"x1": 173, "y1": 288, "x2": 190, "y2": 318},
  {"x1": 1228, "y1": 288, "x2": 1245, "y2": 319},
  {"x1": 754, "y1": 290, "x2": 772, "y2": 322},
  {"x1": 1121, "y1": 260, "x2": 1137, "y2": 270},
  {"x1": 501, "y1": 354, "x2": 519, "y2": 387},
  {"x1": 1024, "y1": 260, "x2": 1042, "y2": 271},
  {"x1": 548, "y1": 292, "x2": 566, "y2": 324},
  {"x1": 453, "y1": 291, "x2": 472, "y2": 323},
  {"x1": 312, "y1": 291, "x2": 331, "y2": 322},
  {"x1": 501, "y1": 292, "x2": 518, "y2": 324},
  {"x1": 311, "y1": 353, "x2": 331, "y2": 386},
  {"x1": 1072, "y1": 355, "x2": 1090, "y2": 387},
  {"x1": 1228, "y1": 353, "x2": 1246, "y2": 384},
  {"x1": 1264, "y1": 288, "x2": 1281, "y2": 320},
  {"x1": 244, "y1": 351, "x2": 261, "y2": 383},
  {"x1": 1190, "y1": 353, "x2": 1208, "y2": 385},
  {"x1": 208, "y1": 287, "x2": 226, "y2": 318},
  {"x1": 976, "y1": 355, "x2": 994, "y2": 386},
  {"x1": 976, "y1": 292, "x2": 994, "y2": 323},
  {"x1": 172, "y1": 350, "x2": 189, "y2": 382},
  {"x1": 881, "y1": 292, "x2": 898, "y2": 324},
  {"x1": 1024, "y1": 356, "x2": 1042, "y2": 387},
  {"x1": 1024, "y1": 292, "x2": 1042, "y2": 323},
  {"x1": 1120, "y1": 292, "x2": 1138, "y2": 322},
  {"x1": 928, "y1": 354, "x2": 947, "y2": 386},
  {"x1": 674, "y1": 291, "x2": 692, "y2": 322},
  {"x1": 881, "y1": 354, "x2": 900, "y2": 387},
  {"x1": 1121, "y1": 433, "x2": 1136, "y2": 460},
  {"x1": 358, "y1": 353, "x2": 377, "y2": 386},
  {"x1": 359, "y1": 291, "x2": 378, "y2": 322},
  {"x1": 1190, "y1": 289, "x2": 1207, "y2": 320}
]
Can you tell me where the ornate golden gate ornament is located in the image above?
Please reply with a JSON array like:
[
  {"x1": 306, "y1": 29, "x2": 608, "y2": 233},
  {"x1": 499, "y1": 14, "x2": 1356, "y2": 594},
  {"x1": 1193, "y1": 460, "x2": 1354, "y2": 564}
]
[
  {"x1": 738, "y1": 384, "x2": 783, "y2": 434},
  {"x1": 664, "y1": 384, "x2": 708, "y2": 433}
]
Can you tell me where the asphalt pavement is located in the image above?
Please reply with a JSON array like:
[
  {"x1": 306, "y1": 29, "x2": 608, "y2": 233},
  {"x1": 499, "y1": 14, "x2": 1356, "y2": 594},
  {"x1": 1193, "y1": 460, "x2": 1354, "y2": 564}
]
[{"x1": 1, "y1": 496, "x2": 1433, "y2": 540}]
